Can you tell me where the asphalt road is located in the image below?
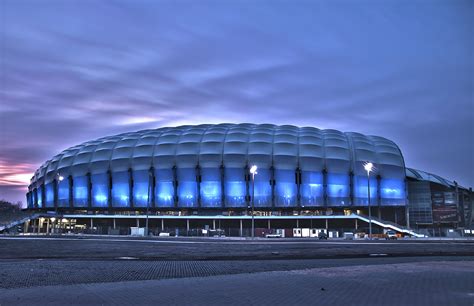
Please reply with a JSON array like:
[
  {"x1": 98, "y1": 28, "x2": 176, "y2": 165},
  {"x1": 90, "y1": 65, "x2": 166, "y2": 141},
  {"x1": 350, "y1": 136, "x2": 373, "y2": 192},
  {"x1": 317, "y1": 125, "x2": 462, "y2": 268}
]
[{"x1": 0, "y1": 236, "x2": 473, "y2": 260}]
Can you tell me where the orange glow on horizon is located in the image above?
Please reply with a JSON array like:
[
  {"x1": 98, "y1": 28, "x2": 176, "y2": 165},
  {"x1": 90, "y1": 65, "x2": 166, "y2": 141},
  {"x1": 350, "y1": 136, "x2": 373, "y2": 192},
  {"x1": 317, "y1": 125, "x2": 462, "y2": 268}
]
[{"x1": 0, "y1": 160, "x2": 35, "y2": 188}]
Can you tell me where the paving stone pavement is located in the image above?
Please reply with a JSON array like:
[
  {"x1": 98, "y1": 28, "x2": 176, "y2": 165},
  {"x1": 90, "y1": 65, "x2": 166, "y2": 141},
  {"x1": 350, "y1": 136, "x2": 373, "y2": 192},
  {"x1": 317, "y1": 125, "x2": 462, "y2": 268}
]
[
  {"x1": 0, "y1": 256, "x2": 471, "y2": 289},
  {"x1": 0, "y1": 260, "x2": 473, "y2": 306}
]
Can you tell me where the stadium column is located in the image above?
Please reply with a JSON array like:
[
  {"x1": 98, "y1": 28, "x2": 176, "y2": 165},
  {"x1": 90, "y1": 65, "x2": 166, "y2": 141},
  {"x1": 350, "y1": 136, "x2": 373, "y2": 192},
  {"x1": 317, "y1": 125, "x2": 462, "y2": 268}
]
[
  {"x1": 196, "y1": 165, "x2": 201, "y2": 209},
  {"x1": 53, "y1": 178, "x2": 58, "y2": 212},
  {"x1": 107, "y1": 170, "x2": 112, "y2": 209},
  {"x1": 349, "y1": 171, "x2": 354, "y2": 206},
  {"x1": 377, "y1": 175, "x2": 382, "y2": 219},
  {"x1": 161, "y1": 219, "x2": 164, "y2": 231},
  {"x1": 323, "y1": 169, "x2": 328, "y2": 208},
  {"x1": 68, "y1": 176, "x2": 73, "y2": 209},
  {"x1": 271, "y1": 166, "x2": 275, "y2": 208},
  {"x1": 129, "y1": 168, "x2": 134, "y2": 209},
  {"x1": 87, "y1": 173, "x2": 92, "y2": 209},
  {"x1": 150, "y1": 167, "x2": 156, "y2": 209},
  {"x1": 245, "y1": 165, "x2": 250, "y2": 211},
  {"x1": 404, "y1": 179, "x2": 410, "y2": 229},
  {"x1": 186, "y1": 219, "x2": 190, "y2": 233},
  {"x1": 34, "y1": 189, "x2": 38, "y2": 209},
  {"x1": 267, "y1": 219, "x2": 271, "y2": 229},
  {"x1": 296, "y1": 167, "x2": 301, "y2": 208},
  {"x1": 213, "y1": 219, "x2": 216, "y2": 230},
  {"x1": 41, "y1": 184, "x2": 46, "y2": 210},
  {"x1": 355, "y1": 218, "x2": 358, "y2": 230},
  {"x1": 220, "y1": 164, "x2": 225, "y2": 208},
  {"x1": 172, "y1": 166, "x2": 178, "y2": 208}
]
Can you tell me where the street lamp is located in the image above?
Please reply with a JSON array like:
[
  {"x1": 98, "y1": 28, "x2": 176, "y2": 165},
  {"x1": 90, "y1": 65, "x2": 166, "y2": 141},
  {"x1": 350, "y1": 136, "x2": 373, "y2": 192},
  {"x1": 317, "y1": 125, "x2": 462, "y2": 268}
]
[
  {"x1": 364, "y1": 162, "x2": 374, "y2": 240},
  {"x1": 249, "y1": 165, "x2": 258, "y2": 239}
]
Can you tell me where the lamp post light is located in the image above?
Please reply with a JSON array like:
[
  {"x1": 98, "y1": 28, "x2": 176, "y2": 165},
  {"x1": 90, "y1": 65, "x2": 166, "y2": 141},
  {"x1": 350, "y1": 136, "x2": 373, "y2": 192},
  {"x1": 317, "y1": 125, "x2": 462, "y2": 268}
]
[
  {"x1": 249, "y1": 165, "x2": 258, "y2": 239},
  {"x1": 364, "y1": 162, "x2": 374, "y2": 240}
]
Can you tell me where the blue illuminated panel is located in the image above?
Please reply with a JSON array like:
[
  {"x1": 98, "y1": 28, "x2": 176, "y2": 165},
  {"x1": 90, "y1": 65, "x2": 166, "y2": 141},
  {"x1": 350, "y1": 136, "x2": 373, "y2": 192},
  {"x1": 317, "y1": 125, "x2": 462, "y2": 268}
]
[
  {"x1": 353, "y1": 175, "x2": 377, "y2": 206},
  {"x1": 91, "y1": 173, "x2": 109, "y2": 208},
  {"x1": 380, "y1": 178, "x2": 406, "y2": 206},
  {"x1": 37, "y1": 187, "x2": 43, "y2": 208},
  {"x1": 274, "y1": 169, "x2": 297, "y2": 207},
  {"x1": 73, "y1": 176, "x2": 89, "y2": 208},
  {"x1": 327, "y1": 173, "x2": 350, "y2": 206},
  {"x1": 45, "y1": 183, "x2": 55, "y2": 208},
  {"x1": 177, "y1": 168, "x2": 198, "y2": 208},
  {"x1": 57, "y1": 178, "x2": 70, "y2": 207},
  {"x1": 200, "y1": 168, "x2": 222, "y2": 208},
  {"x1": 32, "y1": 190, "x2": 37, "y2": 208},
  {"x1": 26, "y1": 192, "x2": 32, "y2": 208},
  {"x1": 300, "y1": 171, "x2": 324, "y2": 207},
  {"x1": 224, "y1": 168, "x2": 246, "y2": 208},
  {"x1": 155, "y1": 169, "x2": 175, "y2": 208},
  {"x1": 112, "y1": 171, "x2": 131, "y2": 208},
  {"x1": 133, "y1": 170, "x2": 150, "y2": 208},
  {"x1": 252, "y1": 168, "x2": 272, "y2": 208}
]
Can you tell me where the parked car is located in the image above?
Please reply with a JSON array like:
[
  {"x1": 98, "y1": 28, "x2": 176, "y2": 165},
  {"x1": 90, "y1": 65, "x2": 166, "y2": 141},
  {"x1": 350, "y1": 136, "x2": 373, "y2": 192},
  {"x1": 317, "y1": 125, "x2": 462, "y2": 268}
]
[
  {"x1": 318, "y1": 231, "x2": 328, "y2": 240},
  {"x1": 385, "y1": 230, "x2": 398, "y2": 240}
]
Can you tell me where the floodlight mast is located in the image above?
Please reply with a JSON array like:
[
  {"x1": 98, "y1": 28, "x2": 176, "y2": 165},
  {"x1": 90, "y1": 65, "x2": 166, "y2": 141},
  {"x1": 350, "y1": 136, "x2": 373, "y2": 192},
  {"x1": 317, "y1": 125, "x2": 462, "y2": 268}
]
[
  {"x1": 364, "y1": 162, "x2": 374, "y2": 240},
  {"x1": 249, "y1": 165, "x2": 258, "y2": 239}
]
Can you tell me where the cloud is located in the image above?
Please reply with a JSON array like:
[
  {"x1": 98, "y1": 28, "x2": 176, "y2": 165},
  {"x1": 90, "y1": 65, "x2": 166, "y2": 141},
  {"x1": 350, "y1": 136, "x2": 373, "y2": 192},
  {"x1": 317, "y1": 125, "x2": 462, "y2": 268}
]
[{"x1": 1, "y1": 0, "x2": 473, "y2": 205}]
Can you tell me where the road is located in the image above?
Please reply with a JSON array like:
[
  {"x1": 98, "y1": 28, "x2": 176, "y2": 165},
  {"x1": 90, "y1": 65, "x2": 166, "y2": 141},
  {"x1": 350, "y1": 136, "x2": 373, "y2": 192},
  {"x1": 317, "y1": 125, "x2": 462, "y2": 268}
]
[{"x1": 0, "y1": 236, "x2": 473, "y2": 260}]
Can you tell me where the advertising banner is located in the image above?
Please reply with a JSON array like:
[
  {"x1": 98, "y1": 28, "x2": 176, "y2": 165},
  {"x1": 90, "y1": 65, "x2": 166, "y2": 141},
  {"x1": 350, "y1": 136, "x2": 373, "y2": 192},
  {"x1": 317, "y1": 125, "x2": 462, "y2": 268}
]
[{"x1": 431, "y1": 188, "x2": 458, "y2": 223}]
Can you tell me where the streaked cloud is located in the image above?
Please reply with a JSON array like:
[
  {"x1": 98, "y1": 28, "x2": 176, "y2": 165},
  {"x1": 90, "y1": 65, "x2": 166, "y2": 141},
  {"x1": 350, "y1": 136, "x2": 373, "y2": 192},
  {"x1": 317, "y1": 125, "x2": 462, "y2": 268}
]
[{"x1": 0, "y1": 0, "x2": 472, "y2": 205}]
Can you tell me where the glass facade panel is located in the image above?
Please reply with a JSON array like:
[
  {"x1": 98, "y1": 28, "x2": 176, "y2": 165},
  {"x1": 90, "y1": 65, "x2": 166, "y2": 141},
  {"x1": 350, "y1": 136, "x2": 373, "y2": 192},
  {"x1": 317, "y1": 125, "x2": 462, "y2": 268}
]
[
  {"x1": 32, "y1": 190, "x2": 37, "y2": 208},
  {"x1": 133, "y1": 170, "x2": 150, "y2": 208},
  {"x1": 45, "y1": 183, "x2": 55, "y2": 208},
  {"x1": 274, "y1": 169, "x2": 297, "y2": 207},
  {"x1": 155, "y1": 169, "x2": 175, "y2": 208},
  {"x1": 380, "y1": 178, "x2": 406, "y2": 206},
  {"x1": 353, "y1": 175, "x2": 377, "y2": 206},
  {"x1": 91, "y1": 173, "x2": 109, "y2": 208},
  {"x1": 177, "y1": 168, "x2": 198, "y2": 208},
  {"x1": 300, "y1": 171, "x2": 324, "y2": 207},
  {"x1": 224, "y1": 168, "x2": 246, "y2": 208},
  {"x1": 73, "y1": 176, "x2": 89, "y2": 208},
  {"x1": 37, "y1": 187, "x2": 43, "y2": 208},
  {"x1": 112, "y1": 171, "x2": 131, "y2": 208},
  {"x1": 57, "y1": 178, "x2": 70, "y2": 207},
  {"x1": 26, "y1": 193, "x2": 32, "y2": 208},
  {"x1": 200, "y1": 168, "x2": 222, "y2": 208},
  {"x1": 327, "y1": 173, "x2": 350, "y2": 206},
  {"x1": 252, "y1": 168, "x2": 272, "y2": 207}
]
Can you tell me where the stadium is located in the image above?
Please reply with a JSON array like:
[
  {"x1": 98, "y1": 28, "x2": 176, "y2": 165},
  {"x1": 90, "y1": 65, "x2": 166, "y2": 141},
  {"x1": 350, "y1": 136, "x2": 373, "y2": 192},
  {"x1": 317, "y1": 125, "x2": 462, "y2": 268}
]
[{"x1": 21, "y1": 124, "x2": 473, "y2": 237}]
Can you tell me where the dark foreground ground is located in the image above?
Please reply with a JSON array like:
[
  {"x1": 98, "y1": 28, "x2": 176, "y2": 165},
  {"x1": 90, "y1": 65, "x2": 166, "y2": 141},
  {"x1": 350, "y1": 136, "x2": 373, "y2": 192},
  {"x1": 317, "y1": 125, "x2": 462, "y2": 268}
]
[{"x1": 0, "y1": 237, "x2": 473, "y2": 305}]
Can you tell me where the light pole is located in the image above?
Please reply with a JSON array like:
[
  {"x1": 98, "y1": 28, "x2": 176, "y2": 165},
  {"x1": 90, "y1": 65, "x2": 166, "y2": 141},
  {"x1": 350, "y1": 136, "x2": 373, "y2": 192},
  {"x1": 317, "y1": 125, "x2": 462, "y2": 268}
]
[
  {"x1": 55, "y1": 173, "x2": 64, "y2": 221},
  {"x1": 364, "y1": 162, "x2": 374, "y2": 240},
  {"x1": 249, "y1": 165, "x2": 258, "y2": 239}
]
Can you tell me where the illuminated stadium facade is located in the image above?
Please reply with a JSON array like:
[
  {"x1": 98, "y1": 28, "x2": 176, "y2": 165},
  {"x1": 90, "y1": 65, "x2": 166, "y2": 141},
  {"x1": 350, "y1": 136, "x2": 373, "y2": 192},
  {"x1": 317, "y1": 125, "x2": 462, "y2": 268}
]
[{"x1": 25, "y1": 124, "x2": 473, "y2": 236}]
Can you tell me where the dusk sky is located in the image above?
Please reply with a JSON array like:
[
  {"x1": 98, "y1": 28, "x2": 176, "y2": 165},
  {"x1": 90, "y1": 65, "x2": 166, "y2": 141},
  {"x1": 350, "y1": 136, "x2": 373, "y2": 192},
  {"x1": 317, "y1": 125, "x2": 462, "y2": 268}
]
[{"x1": 0, "y1": 0, "x2": 473, "y2": 205}]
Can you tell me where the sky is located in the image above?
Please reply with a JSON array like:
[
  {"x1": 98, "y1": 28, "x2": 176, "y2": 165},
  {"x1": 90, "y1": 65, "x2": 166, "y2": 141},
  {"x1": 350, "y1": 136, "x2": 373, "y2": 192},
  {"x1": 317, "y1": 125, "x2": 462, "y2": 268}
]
[{"x1": 0, "y1": 0, "x2": 473, "y2": 206}]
